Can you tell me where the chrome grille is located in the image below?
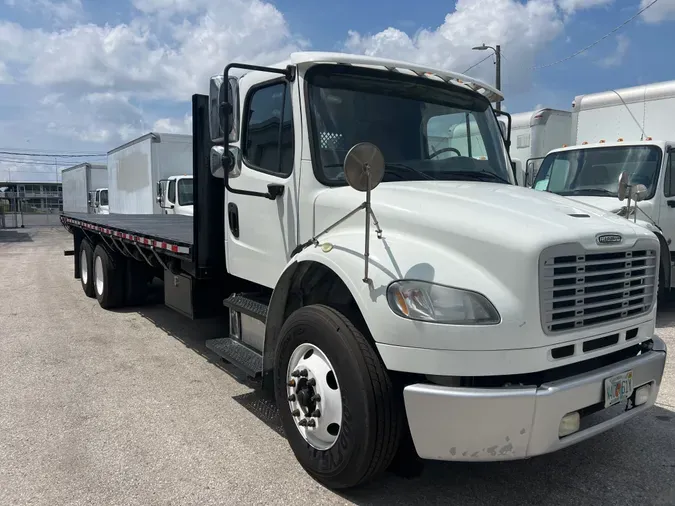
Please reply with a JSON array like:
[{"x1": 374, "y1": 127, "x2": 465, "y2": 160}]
[{"x1": 540, "y1": 241, "x2": 657, "y2": 334}]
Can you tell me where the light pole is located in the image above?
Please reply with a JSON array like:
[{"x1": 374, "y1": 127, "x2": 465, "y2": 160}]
[{"x1": 472, "y1": 43, "x2": 501, "y2": 111}]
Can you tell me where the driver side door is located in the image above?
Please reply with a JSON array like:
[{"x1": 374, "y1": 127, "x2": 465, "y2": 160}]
[{"x1": 225, "y1": 78, "x2": 299, "y2": 289}]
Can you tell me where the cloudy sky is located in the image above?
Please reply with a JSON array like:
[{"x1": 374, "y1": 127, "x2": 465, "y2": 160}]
[{"x1": 1, "y1": 0, "x2": 674, "y2": 182}]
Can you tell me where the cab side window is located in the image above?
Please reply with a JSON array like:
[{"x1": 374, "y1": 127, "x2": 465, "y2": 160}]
[
  {"x1": 168, "y1": 180, "x2": 176, "y2": 204},
  {"x1": 243, "y1": 81, "x2": 294, "y2": 176},
  {"x1": 665, "y1": 150, "x2": 675, "y2": 197}
]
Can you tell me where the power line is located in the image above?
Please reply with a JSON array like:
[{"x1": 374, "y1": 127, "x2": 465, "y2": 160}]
[
  {"x1": 533, "y1": 0, "x2": 660, "y2": 70},
  {"x1": 462, "y1": 54, "x2": 493, "y2": 74},
  {"x1": 0, "y1": 150, "x2": 106, "y2": 157}
]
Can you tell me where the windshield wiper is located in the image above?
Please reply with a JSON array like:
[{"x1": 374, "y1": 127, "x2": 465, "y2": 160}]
[
  {"x1": 384, "y1": 163, "x2": 435, "y2": 181},
  {"x1": 445, "y1": 170, "x2": 511, "y2": 184},
  {"x1": 562, "y1": 188, "x2": 617, "y2": 197}
]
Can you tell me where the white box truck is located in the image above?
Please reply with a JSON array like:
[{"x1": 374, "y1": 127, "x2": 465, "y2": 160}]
[
  {"x1": 108, "y1": 132, "x2": 193, "y2": 214},
  {"x1": 61, "y1": 163, "x2": 107, "y2": 214},
  {"x1": 60, "y1": 52, "x2": 666, "y2": 490},
  {"x1": 531, "y1": 79, "x2": 675, "y2": 300},
  {"x1": 509, "y1": 108, "x2": 571, "y2": 186}
]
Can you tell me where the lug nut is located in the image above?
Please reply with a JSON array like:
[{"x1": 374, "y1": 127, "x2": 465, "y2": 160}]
[
  {"x1": 311, "y1": 394, "x2": 321, "y2": 402},
  {"x1": 299, "y1": 369, "x2": 308, "y2": 377},
  {"x1": 307, "y1": 419, "x2": 316, "y2": 428},
  {"x1": 287, "y1": 379, "x2": 296, "y2": 387},
  {"x1": 287, "y1": 394, "x2": 296, "y2": 402},
  {"x1": 311, "y1": 409, "x2": 321, "y2": 418},
  {"x1": 298, "y1": 419, "x2": 308, "y2": 427},
  {"x1": 307, "y1": 378, "x2": 316, "y2": 386},
  {"x1": 291, "y1": 409, "x2": 300, "y2": 417},
  {"x1": 291, "y1": 370, "x2": 300, "y2": 378}
]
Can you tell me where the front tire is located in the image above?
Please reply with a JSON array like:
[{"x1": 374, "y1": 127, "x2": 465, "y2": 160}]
[
  {"x1": 93, "y1": 244, "x2": 126, "y2": 309},
  {"x1": 274, "y1": 304, "x2": 402, "y2": 489}
]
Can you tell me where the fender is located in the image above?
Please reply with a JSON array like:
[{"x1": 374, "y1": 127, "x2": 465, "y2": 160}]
[
  {"x1": 653, "y1": 231, "x2": 671, "y2": 295},
  {"x1": 262, "y1": 228, "x2": 518, "y2": 385}
]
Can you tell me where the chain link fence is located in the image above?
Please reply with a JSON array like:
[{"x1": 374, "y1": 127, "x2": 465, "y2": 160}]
[{"x1": 0, "y1": 196, "x2": 62, "y2": 228}]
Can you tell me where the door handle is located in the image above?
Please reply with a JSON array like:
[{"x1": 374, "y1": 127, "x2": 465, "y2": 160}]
[
  {"x1": 668, "y1": 200, "x2": 675, "y2": 208},
  {"x1": 228, "y1": 203, "x2": 240, "y2": 238}
]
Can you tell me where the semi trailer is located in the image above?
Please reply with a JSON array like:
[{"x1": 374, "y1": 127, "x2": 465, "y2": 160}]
[{"x1": 61, "y1": 52, "x2": 666, "y2": 490}]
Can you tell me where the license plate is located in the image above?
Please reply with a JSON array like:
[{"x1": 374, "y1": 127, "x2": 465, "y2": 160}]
[{"x1": 604, "y1": 370, "x2": 634, "y2": 408}]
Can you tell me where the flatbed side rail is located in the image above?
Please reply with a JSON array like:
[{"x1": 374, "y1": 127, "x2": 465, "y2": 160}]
[{"x1": 60, "y1": 215, "x2": 191, "y2": 258}]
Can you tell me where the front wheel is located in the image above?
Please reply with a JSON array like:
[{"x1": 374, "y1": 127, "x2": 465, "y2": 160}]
[{"x1": 274, "y1": 305, "x2": 402, "y2": 489}]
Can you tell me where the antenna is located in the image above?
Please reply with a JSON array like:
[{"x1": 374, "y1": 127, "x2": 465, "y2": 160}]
[{"x1": 609, "y1": 89, "x2": 646, "y2": 140}]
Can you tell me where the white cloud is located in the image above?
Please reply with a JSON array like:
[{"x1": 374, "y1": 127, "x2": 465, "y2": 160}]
[
  {"x1": 598, "y1": 34, "x2": 629, "y2": 68},
  {"x1": 344, "y1": 0, "x2": 564, "y2": 93},
  {"x1": 641, "y1": 0, "x2": 675, "y2": 23},
  {"x1": 153, "y1": 114, "x2": 192, "y2": 134},
  {"x1": 556, "y1": 0, "x2": 613, "y2": 14}
]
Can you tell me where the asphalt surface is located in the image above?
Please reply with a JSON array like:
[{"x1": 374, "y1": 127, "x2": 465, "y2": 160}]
[{"x1": 1, "y1": 227, "x2": 674, "y2": 506}]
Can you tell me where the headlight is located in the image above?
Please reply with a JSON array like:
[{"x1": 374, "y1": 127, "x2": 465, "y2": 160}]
[{"x1": 386, "y1": 280, "x2": 500, "y2": 325}]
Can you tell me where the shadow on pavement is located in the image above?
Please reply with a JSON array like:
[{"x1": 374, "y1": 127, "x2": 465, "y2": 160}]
[{"x1": 0, "y1": 229, "x2": 33, "y2": 243}]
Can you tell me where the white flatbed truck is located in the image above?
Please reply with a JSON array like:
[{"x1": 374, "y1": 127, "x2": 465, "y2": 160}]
[{"x1": 60, "y1": 52, "x2": 666, "y2": 489}]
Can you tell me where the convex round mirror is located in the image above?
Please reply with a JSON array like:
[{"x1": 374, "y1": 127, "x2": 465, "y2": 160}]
[
  {"x1": 343, "y1": 142, "x2": 385, "y2": 192},
  {"x1": 617, "y1": 171, "x2": 630, "y2": 201},
  {"x1": 632, "y1": 183, "x2": 648, "y2": 202}
]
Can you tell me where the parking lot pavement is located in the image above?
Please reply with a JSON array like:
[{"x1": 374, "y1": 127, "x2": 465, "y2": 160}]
[{"x1": 1, "y1": 227, "x2": 674, "y2": 506}]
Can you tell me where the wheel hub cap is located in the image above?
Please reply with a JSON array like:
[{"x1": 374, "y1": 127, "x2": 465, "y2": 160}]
[
  {"x1": 80, "y1": 249, "x2": 88, "y2": 285},
  {"x1": 286, "y1": 343, "x2": 342, "y2": 450}
]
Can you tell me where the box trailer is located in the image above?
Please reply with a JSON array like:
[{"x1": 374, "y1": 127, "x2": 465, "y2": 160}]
[
  {"x1": 61, "y1": 163, "x2": 107, "y2": 214},
  {"x1": 60, "y1": 52, "x2": 665, "y2": 490},
  {"x1": 509, "y1": 108, "x2": 571, "y2": 186},
  {"x1": 108, "y1": 133, "x2": 193, "y2": 214}
]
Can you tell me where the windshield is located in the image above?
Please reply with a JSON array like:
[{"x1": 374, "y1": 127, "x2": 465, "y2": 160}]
[
  {"x1": 533, "y1": 145, "x2": 662, "y2": 198},
  {"x1": 99, "y1": 190, "x2": 108, "y2": 206},
  {"x1": 177, "y1": 178, "x2": 193, "y2": 206},
  {"x1": 306, "y1": 65, "x2": 510, "y2": 185}
]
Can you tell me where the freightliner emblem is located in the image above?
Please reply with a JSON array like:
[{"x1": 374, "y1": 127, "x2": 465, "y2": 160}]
[{"x1": 596, "y1": 233, "x2": 623, "y2": 245}]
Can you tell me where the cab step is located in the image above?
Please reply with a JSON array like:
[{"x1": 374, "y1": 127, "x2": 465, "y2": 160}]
[
  {"x1": 223, "y1": 293, "x2": 268, "y2": 322},
  {"x1": 206, "y1": 337, "x2": 263, "y2": 378}
]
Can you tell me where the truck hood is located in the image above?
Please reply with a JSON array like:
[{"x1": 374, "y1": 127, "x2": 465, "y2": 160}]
[
  {"x1": 314, "y1": 181, "x2": 650, "y2": 251},
  {"x1": 313, "y1": 181, "x2": 657, "y2": 349}
]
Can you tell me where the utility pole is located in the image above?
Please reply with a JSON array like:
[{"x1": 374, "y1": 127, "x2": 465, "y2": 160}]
[
  {"x1": 472, "y1": 43, "x2": 502, "y2": 111},
  {"x1": 495, "y1": 44, "x2": 501, "y2": 111}
]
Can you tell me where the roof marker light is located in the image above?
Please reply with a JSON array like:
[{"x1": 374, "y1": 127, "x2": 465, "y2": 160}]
[
  {"x1": 646, "y1": 136, "x2": 652, "y2": 141},
  {"x1": 599, "y1": 139, "x2": 606, "y2": 143},
  {"x1": 617, "y1": 138, "x2": 623, "y2": 142},
  {"x1": 562, "y1": 144, "x2": 568, "y2": 147},
  {"x1": 582, "y1": 141, "x2": 588, "y2": 145}
]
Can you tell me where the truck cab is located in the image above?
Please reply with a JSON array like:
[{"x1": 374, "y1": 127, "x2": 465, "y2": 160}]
[
  {"x1": 88, "y1": 188, "x2": 109, "y2": 214},
  {"x1": 156, "y1": 175, "x2": 194, "y2": 216},
  {"x1": 531, "y1": 139, "x2": 675, "y2": 299},
  {"x1": 206, "y1": 52, "x2": 665, "y2": 486}
]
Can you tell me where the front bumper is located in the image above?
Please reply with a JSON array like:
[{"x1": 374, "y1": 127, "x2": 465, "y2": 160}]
[{"x1": 403, "y1": 337, "x2": 667, "y2": 461}]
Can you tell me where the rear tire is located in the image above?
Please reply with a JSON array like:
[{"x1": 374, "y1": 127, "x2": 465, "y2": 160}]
[
  {"x1": 79, "y1": 239, "x2": 95, "y2": 298},
  {"x1": 274, "y1": 304, "x2": 402, "y2": 489},
  {"x1": 93, "y1": 244, "x2": 126, "y2": 309}
]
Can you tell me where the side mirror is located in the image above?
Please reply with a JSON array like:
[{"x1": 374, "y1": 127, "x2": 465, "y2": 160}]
[
  {"x1": 156, "y1": 182, "x2": 162, "y2": 203},
  {"x1": 617, "y1": 171, "x2": 630, "y2": 201},
  {"x1": 632, "y1": 183, "x2": 648, "y2": 202},
  {"x1": 210, "y1": 146, "x2": 241, "y2": 179}
]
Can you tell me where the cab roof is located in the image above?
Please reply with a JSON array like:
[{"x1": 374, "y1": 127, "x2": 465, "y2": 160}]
[{"x1": 238, "y1": 51, "x2": 503, "y2": 103}]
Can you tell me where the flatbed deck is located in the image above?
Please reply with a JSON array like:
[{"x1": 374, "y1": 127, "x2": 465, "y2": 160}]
[{"x1": 61, "y1": 212, "x2": 193, "y2": 256}]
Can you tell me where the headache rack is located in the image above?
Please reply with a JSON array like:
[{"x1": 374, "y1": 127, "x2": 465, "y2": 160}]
[{"x1": 539, "y1": 240, "x2": 658, "y2": 334}]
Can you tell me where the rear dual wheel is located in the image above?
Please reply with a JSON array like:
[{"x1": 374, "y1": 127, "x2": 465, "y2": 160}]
[{"x1": 93, "y1": 244, "x2": 126, "y2": 309}]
